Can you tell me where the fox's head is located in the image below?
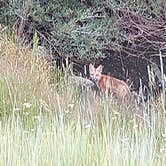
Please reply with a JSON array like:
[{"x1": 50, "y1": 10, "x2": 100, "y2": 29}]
[{"x1": 89, "y1": 64, "x2": 103, "y2": 82}]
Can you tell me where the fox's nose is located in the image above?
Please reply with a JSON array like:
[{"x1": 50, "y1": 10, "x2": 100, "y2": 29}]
[{"x1": 91, "y1": 77, "x2": 98, "y2": 83}]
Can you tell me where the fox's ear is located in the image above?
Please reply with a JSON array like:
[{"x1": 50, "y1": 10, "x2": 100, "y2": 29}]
[
  {"x1": 89, "y1": 63, "x2": 94, "y2": 71},
  {"x1": 96, "y1": 65, "x2": 103, "y2": 73}
]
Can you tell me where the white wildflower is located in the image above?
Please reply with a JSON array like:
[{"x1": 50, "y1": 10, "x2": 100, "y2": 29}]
[
  {"x1": 24, "y1": 102, "x2": 32, "y2": 109},
  {"x1": 68, "y1": 103, "x2": 75, "y2": 109},
  {"x1": 13, "y1": 107, "x2": 20, "y2": 112},
  {"x1": 160, "y1": 147, "x2": 166, "y2": 153},
  {"x1": 84, "y1": 123, "x2": 92, "y2": 129}
]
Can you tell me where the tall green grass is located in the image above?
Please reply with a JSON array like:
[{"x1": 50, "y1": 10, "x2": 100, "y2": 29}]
[
  {"x1": 0, "y1": 30, "x2": 166, "y2": 165},
  {"x1": 0, "y1": 96, "x2": 165, "y2": 165}
]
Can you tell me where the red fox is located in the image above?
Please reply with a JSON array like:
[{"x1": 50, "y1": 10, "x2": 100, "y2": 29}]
[{"x1": 89, "y1": 64, "x2": 131, "y2": 100}]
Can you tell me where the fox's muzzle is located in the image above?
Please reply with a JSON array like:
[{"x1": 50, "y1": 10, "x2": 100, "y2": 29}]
[{"x1": 90, "y1": 77, "x2": 98, "y2": 83}]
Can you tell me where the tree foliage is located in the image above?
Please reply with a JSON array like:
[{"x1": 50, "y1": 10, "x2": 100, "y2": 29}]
[{"x1": 0, "y1": 0, "x2": 165, "y2": 60}]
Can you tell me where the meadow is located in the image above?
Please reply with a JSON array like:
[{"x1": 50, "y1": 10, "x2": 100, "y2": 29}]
[{"x1": 0, "y1": 30, "x2": 166, "y2": 166}]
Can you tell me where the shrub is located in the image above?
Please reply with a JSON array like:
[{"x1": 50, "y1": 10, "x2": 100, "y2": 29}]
[{"x1": 0, "y1": 0, "x2": 164, "y2": 60}]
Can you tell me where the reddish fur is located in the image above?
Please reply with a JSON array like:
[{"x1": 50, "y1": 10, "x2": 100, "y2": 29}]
[
  {"x1": 98, "y1": 74, "x2": 131, "y2": 99},
  {"x1": 89, "y1": 64, "x2": 131, "y2": 100}
]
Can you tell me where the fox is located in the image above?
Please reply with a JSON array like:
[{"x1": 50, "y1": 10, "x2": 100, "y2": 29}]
[{"x1": 89, "y1": 64, "x2": 131, "y2": 101}]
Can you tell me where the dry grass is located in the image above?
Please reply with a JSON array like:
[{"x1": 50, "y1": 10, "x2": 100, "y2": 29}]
[{"x1": 0, "y1": 29, "x2": 166, "y2": 165}]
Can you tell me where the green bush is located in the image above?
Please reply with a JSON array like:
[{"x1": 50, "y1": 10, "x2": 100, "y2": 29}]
[{"x1": 0, "y1": 0, "x2": 164, "y2": 59}]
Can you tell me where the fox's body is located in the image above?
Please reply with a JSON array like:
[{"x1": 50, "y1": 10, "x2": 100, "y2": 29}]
[
  {"x1": 97, "y1": 74, "x2": 131, "y2": 99},
  {"x1": 89, "y1": 64, "x2": 131, "y2": 100}
]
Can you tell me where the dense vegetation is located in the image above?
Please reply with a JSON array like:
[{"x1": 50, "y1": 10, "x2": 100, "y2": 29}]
[
  {"x1": 0, "y1": 0, "x2": 166, "y2": 165},
  {"x1": 0, "y1": 30, "x2": 166, "y2": 165},
  {"x1": 1, "y1": 0, "x2": 165, "y2": 59}
]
